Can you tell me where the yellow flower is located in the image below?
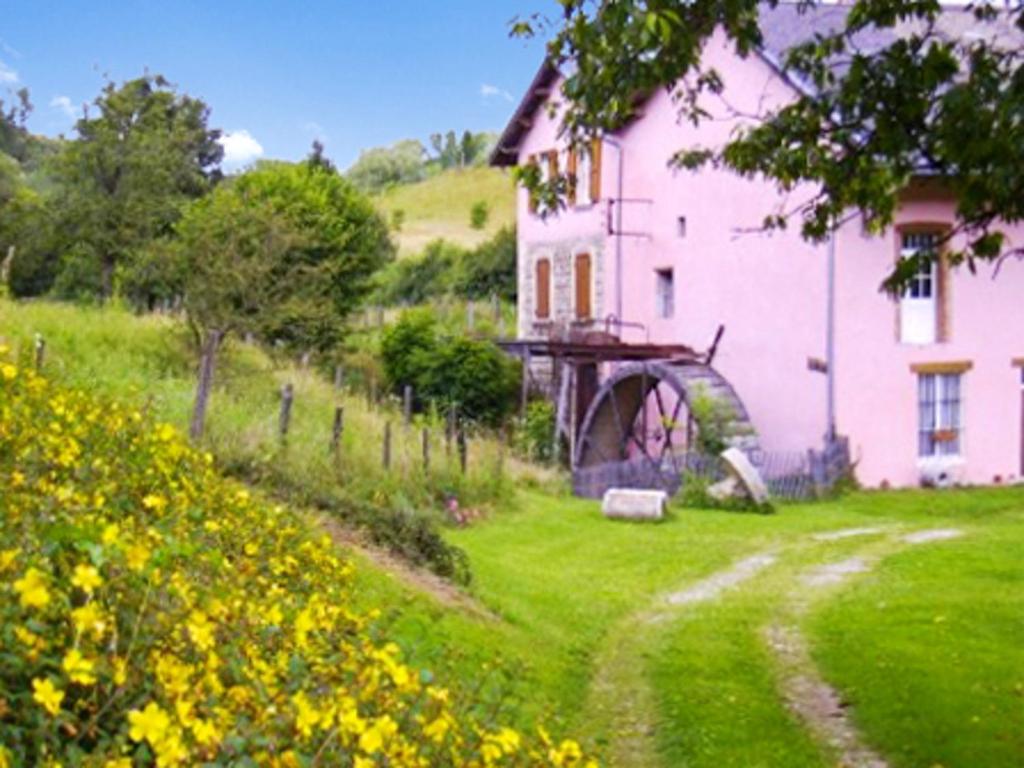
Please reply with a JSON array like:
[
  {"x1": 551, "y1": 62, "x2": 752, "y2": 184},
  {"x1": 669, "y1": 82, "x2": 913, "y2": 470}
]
[
  {"x1": 71, "y1": 601, "x2": 108, "y2": 639},
  {"x1": 142, "y1": 493, "x2": 167, "y2": 512},
  {"x1": 71, "y1": 563, "x2": 103, "y2": 594},
  {"x1": 0, "y1": 548, "x2": 18, "y2": 572},
  {"x1": 32, "y1": 678, "x2": 64, "y2": 716},
  {"x1": 62, "y1": 648, "x2": 97, "y2": 685},
  {"x1": 1, "y1": 363, "x2": 16, "y2": 381},
  {"x1": 104, "y1": 760, "x2": 132, "y2": 768},
  {"x1": 128, "y1": 702, "x2": 171, "y2": 745},
  {"x1": 126, "y1": 542, "x2": 151, "y2": 572},
  {"x1": 292, "y1": 691, "x2": 321, "y2": 738},
  {"x1": 14, "y1": 567, "x2": 50, "y2": 609},
  {"x1": 102, "y1": 523, "x2": 120, "y2": 545},
  {"x1": 186, "y1": 611, "x2": 215, "y2": 651}
]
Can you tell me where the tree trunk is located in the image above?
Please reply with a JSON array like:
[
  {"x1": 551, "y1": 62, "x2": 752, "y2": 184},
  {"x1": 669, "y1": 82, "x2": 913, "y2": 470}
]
[
  {"x1": 189, "y1": 329, "x2": 223, "y2": 442},
  {"x1": 100, "y1": 255, "x2": 116, "y2": 302}
]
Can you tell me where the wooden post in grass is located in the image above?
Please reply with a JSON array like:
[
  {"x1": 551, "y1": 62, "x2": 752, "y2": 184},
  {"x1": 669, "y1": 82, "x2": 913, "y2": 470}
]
[
  {"x1": 383, "y1": 422, "x2": 392, "y2": 469},
  {"x1": 422, "y1": 427, "x2": 430, "y2": 473},
  {"x1": 370, "y1": 378, "x2": 378, "y2": 410},
  {"x1": 279, "y1": 383, "x2": 294, "y2": 444},
  {"x1": 445, "y1": 404, "x2": 457, "y2": 458},
  {"x1": 466, "y1": 302, "x2": 475, "y2": 332},
  {"x1": 491, "y1": 293, "x2": 500, "y2": 323},
  {"x1": 334, "y1": 364, "x2": 344, "y2": 391},
  {"x1": 33, "y1": 334, "x2": 45, "y2": 372},
  {"x1": 457, "y1": 424, "x2": 467, "y2": 474},
  {"x1": 520, "y1": 347, "x2": 531, "y2": 416},
  {"x1": 330, "y1": 405, "x2": 344, "y2": 454},
  {"x1": 403, "y1": 385, "x2": 413, "y2": 426}
]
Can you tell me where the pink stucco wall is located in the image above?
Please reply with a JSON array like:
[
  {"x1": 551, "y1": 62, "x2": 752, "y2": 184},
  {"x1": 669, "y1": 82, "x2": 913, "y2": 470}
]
[{"x1": 513, "y1": 34, "x2": 1024, "y2": 488}]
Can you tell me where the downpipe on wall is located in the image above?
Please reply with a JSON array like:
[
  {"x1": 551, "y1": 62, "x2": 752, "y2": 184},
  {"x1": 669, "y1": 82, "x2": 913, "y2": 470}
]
[{"x1": 603, "y1": 136, "x2": 626, "y2": 326}]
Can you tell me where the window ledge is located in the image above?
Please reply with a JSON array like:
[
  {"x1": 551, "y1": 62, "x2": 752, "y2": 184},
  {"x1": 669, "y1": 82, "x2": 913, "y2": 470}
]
[{"x1": 910, "y1": 360, "x2": 973, "y2": 375}]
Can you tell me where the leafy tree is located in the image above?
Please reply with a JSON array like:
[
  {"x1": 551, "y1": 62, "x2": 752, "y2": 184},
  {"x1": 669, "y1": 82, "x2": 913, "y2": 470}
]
[
  {"x1": 52, "y1": 74, "x2": 223, "y2": 300},
  {"x1": 346, "y1": 139, "x2": 426, "y2": 192},
  {"x1": 306, "y1": 139, "x2": 336, "y2": 173},
  {"x1": 380, "y1": 308, "x2": 439, "y2": 396},
  {"x1": 231, "y1": 161, "x2": 394, "y2": 352},
  {"x1": 518, "y1": 0, "x2": 1024, "y2": 288},
  {"x1": 175, "y1": 184, "x2": 297, "y2": 440},
  {"x1": 375, "y1": 240, "x2": 461, "y2": 305},
  {"x1": 1, "y1": 186, "x2": 61, "y2": 298},
  {"x1": 177, "y1": 161, "x2": 392, "y2": 439}
]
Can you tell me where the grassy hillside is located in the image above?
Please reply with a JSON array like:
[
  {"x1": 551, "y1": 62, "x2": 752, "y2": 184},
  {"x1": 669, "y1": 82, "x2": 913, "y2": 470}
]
[{"x1": 376, "y1": 166, "x2": 516, "y2": 256}]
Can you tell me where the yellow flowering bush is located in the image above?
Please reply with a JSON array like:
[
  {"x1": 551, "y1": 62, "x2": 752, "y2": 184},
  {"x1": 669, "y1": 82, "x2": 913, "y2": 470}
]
[{"x1": 0, "y1": 352, "x2": 594, "y2": 767}]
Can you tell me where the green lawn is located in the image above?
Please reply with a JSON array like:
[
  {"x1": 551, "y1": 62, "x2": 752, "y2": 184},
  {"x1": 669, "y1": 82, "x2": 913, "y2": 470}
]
[{"x1": 3, "y1": 298, "x2": 1022, "y2": 766}]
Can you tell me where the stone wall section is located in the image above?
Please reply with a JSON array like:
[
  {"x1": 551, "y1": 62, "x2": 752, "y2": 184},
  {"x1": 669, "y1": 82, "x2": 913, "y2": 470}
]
[{"x1": 517, "y1": 235, "x2": 606, "y2": 340}]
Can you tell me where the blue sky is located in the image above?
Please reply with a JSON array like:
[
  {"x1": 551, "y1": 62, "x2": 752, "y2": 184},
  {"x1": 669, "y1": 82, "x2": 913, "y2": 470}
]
[{"x1": 0, "y1": 1, "x2": 550, "y2": 170}]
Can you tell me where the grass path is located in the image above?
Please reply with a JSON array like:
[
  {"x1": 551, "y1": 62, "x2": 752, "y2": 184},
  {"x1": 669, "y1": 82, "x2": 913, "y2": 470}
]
[{"x1": 582, "y1": 523, "x2": 985, "y2": 767}]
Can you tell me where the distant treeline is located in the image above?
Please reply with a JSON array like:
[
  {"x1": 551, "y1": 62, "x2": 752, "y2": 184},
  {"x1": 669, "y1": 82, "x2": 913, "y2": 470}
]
[{"x1": 345, "y1": 130, "x2": 497, "y2": 194}]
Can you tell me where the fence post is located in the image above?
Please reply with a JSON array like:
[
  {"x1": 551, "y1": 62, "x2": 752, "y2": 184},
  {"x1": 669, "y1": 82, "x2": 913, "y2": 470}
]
[
  {"x1": 383, "y1": 422, "x2": 392, "y2": 469},
  {"x1": 422, "y1": 427, "x2": 430, "y2": 473},
  {"x1": 520, "y1": 348, "x2": 531, "y2": 416},
  {"x1": 33, "y1": 334, "x2": 45, "y2": 372},
  {"x1": 445, "y1": 404, "x2": 457, "y2": 458},
  {"x1": 403, "y1": 385, "x2": 413, "y2": 426},
  {"x1": 330, "y1": 405, "x2": 344, "y2": 454},
  {"x1": 457, "y1": 424, "x2": 468, "y2": 474},
  {"x1": 466, "y1": 302, "x2": 475, "y2": 332},
  {"x1": 370, "y1": 378, "x2": 378, "y2": 410},
  {"x1": 334, "y1": 364, "x2": 344, "y2": 391},
  {"x1": 279, "y1": 383, "x2": 294, "y2": 444},
  {"x1": 376, "y1": 305, "x2": 384, "y2": 329}
]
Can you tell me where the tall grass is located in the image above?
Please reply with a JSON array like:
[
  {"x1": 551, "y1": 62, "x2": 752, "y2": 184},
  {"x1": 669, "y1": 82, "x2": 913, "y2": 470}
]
[{"x1": 0, "y1": 299, "x2": 561, "y2": 577}]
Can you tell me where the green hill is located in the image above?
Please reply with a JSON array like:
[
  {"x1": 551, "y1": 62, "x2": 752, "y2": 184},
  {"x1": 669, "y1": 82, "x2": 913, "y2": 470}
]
[{"x1": 376, "y1": 166, "x2": 516, "y2": 257}]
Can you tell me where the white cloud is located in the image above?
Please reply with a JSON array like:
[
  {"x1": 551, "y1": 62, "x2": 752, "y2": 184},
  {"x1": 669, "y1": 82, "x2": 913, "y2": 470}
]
[
  {"x1": 50, "y1": 95, "x2": 77, "y2": 120},
  {"x1": 481, "y1": 83, "x2": 513, "y2": 102},
  {"x1": 0, "y1": 60, "x2": 18, "y2": 84},
  {"x1": 218, "y1": 130, "x2": 264, "y2": 170}
]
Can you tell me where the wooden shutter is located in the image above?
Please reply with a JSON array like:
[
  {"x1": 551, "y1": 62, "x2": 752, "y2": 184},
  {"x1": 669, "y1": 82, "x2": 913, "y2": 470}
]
[
  {"x1": 590, "y1": 139, "x2": 602, "y2": 203},
  {"x1": 575, "y1": 253, "x2": 592, "y2": 320},
  {"x1": 547, "y1": 150, "x2": 559, "y2": 180},
  {"x1": 937, "y1": 250, "x2": 951, "y2": 342},
  {"x1": 535, "y1": 259, "x2": 551, "y2": 319},
  {"x1": 567, "y1": 148, "x2": 578, "y2": 207}
]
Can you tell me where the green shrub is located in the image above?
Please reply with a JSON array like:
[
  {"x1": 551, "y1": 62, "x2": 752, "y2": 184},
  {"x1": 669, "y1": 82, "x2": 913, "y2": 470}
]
[
  {"x1": 515, "y1": 400, "x2": 556, "y2": 463},
  {"x1": 455, "y1": 226, "x2": 516, "y2": 302},
  {"x1": 381, "y1": 311, "x2": 520, "y2": 427},
  {"x1": 470, "y1": 199, "x2": 490, "y2": 230}
]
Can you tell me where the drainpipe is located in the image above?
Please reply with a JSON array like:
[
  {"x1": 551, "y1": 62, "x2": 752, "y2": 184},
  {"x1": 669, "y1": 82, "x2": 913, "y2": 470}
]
[
  {"x1": 603, "y1": 136, "x2": 626, "y2": 325},
  {"x1": 825, "y1": 224, "x2": 837, "y2": 443}
]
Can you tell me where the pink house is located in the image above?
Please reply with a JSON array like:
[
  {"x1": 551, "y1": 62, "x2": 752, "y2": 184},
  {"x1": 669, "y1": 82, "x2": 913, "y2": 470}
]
[{"x1": 493, "y1": 4, "x2": 1024, "y2": 491}]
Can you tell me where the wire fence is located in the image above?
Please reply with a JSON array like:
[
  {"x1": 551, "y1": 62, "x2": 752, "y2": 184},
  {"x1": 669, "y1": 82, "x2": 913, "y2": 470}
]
[{"x1": 573, "y1": 437, "x2": 851, "y2": 501}]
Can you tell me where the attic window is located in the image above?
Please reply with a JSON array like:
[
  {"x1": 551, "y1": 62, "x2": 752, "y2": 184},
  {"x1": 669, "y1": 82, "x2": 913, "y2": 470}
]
[{"x1": 677, "y1": 216, "x2": 687, "y2": 238}]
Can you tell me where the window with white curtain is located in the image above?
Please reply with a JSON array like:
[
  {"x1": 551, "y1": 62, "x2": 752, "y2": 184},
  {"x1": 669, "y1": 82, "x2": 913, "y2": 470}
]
[{"x1": 918, "y1": 373, "x2": 963, "y2": 457}]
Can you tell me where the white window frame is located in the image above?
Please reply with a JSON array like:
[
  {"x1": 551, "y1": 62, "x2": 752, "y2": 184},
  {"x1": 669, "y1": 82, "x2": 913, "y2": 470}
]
[
  {"x1": 574, "y1": 148, "x2": 592, "y2": 208},
  {"x1": 918, "y1": 372, "x2": 964, "y2": 459},
  {"x1": 900, "y1": 231, "x2": 939, "y2": 344}
]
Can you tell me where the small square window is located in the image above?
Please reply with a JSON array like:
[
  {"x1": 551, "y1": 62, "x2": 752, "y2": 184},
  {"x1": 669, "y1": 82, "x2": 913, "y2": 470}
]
[
  {"x1": 656, "y1": 268, "x2": 674, "y2": 319},
  {"x1": 677, "y1": 216, "x2": 687, "y2": 238}
]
